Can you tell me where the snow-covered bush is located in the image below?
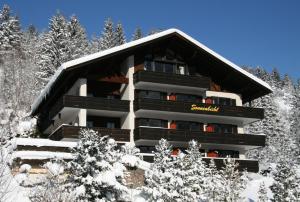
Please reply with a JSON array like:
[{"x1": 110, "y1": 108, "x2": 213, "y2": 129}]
[
  {"x1": 29, "y1": 159, "x2": 72, "y2": 202},
  {"x1": 65, "y1": 129, "x2": 129, "y2": 201},
  {"x1": 120, "y1": 142, "x2": 140, "y2": 167}
]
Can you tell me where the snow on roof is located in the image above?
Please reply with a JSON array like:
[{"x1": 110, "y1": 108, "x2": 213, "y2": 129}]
[
  {"x1": 14, "y1": 138, "x2": 77, "y2": 148},
  {"x1": 31, "y1": 28, "x2": 272, "y2": 115}
]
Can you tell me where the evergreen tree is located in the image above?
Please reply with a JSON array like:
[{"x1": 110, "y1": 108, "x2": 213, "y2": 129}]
[
  {"x1": 100, "y1": 18, "x2": 115, "y2": 50},
  {"x1": 132, "y1": 27, "x2": 143, "y2": 40},
  {"x1": 142, "y1": 138, "x2": 175, "y2": 201},
  {"x1": 114, "y1": 22, "x2": 126, "y2": 46},
  {"x1": 66, "y1": 129, "x2": 129, "y2": 201},
  {"x1": 67, "y1": 15, "x2": 88, "y2": 60},
  {"x1": 219, "y1": 158, "x2": 247, "y2": 202},
  {"x1": 270, "y1": 159, "x2": 300, "y2": 202},
  {"x1": 35, "y1": 11, "x2": 70, "y2": 87},
  {"x1": 206, "y1": 159, "x2": 225, "y2": 201},
  {"x1": 257, "y1": 182, "x2": 268, "y2": 202},
  {"x1": 0, "y1": 4, "x2": 22, "y2": 57}
]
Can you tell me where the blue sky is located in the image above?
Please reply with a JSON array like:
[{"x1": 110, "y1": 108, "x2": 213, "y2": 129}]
[{"x1": 1, "y1": 0, "x2": 300, "y2": 79}]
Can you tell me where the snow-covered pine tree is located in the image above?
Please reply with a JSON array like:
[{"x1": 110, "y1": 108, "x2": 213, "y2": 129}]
[
  {"x1": 219, "y1": 158, "x2": 247, "y2": 202},
  {"x1": 66, "y1": 129, "x2": 129, "y2": 201},
  {"x1": 67, "y1": 15, "x2": 89, "y2": 60},
  {"x1": 245, "y1": 67, "x2": 298, "y2": 167},
  {"x1": 35, "y1": 11, "x2": 70, "y2": 87},
  {"x1": 142, "y1": 138, "x2": 175, "y2": 201},
  {"x1": 176, "y1": 140, "x2": 208, "y2": 201},
  {"x1": 100, "y1": 18, "x2": 115, "y2": 50},
  {"x1": 205, "y1": 159, "x2": 225, "y2": 201},
  {"x1": 0, "y1": 4, "x2": 22, "y2": 58},
  {"x1": 132, "y1": 27, "x2": 143, "y2": 41},
  {"x1": 114, "y1": 22, "x2": 126, "y2": 46},
  {"x1": 270, "y1": 159, "x2": 300, "y2": 202},
  {"x1": 257, "y1": 182, "x2": 268, "y2": 202}
]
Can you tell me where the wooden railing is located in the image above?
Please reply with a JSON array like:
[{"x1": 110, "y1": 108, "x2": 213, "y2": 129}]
[
  {"x1": 134, "y1": 127, "x2": 265, "y2": 147},
  {"x1": 134, "y1": 98, "x2": 264, "y2": 119},
  {"x1": 133, "y1": 70, "x2": 211, "y2": 89},
  {"x1": 49, "y1": 125, "x2": 130, "y2": 142}
]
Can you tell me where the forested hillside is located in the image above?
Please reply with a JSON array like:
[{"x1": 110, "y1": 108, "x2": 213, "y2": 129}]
[{"x1": 0, "y1": 4, "x2": 299, "y2": 201}]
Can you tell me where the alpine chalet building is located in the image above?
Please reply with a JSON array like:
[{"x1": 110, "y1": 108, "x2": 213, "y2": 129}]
[{"x1": 31, "y1": 29, "x2": 272, "y2": 172}]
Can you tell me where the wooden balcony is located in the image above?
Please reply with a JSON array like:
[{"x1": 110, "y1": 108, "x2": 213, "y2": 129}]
[
  {"x1": 134, "y1": 99, "x2": 264, "y2": 121},
  {"x1": 49, "y1": 125, "x2": 130, "y2": 142},
  {"x1": 49, "y1": 95, "x2": 130, "y2": 119},
  {"x1": 134, "y1": 127, "x2": 265, "y2": 147},
  {"x1": 133, "y1": 70, "x2": 211, "y2": 89}
]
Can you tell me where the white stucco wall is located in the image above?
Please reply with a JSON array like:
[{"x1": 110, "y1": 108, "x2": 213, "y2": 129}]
[{"x1": 120, "y1": 55, "x2": 135, "y2": 142}]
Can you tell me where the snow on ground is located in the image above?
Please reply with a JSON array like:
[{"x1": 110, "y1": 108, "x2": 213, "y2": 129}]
[
  {"x1": 243, "y1": 173, "x2": 274, "y2": 202},
  {"x1": 13, "y1": 138, "x2": 77, "y2": 148},
  {"x1": 13, "y1": 151, "x2": 73, "y2": 160}
]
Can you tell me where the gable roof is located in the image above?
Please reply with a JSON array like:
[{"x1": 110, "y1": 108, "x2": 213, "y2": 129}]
[{"x1": 31, "y1": 28, "x2": 272, "y2": 115}]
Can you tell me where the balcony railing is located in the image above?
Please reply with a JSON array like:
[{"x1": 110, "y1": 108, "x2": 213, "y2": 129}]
[
  {"x1": 134, "y1": 127, "x2": 265, "y2": 147},
  {"x1": 49, "y1": 95, "x2": 130, "y2": 119},
  {"x1": 49, "y1": 125, "x2": 130, "y2": 142},
  {"x1": 134, "y1": 98, "x2": 264, "y2": 120},
  {"x1": 133, "y1": 70, "x2": 211, "y2": 89}
]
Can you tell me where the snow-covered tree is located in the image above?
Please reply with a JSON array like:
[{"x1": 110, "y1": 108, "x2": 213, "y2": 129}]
[
  {"x1": 132, "y1": 27, "x2": 143, "y2": 40},
  {"x1": 270, "y1": 159, "x2": 300, "y2": 202},
  {"x1": 142, "y1": 138, "x2": 175, "y2": 201},
  {"x1": 257, "y1": 182, "x2": 268, "y2": 202},
  {"x1": 29, "y1": 159, "x2": 72, "y2": 202},
  {"x1": 66, "y1": 129, "x2": 129, "y2": 201},
  {"x1": 35, "y1": 12, "x2": 68, "y2": 87},
  {"x1": 205, "y1": 159, "x2": 225, "y2": 201},
  {"x1": 143, "y1": 139, "x2": 209, "y2": 201},
  {"x1": 67, "y1": 15, "x2": 88, "y2": 60},
  {"x1": 114, "y1": 22, "x2": 126, "y2": 46},
  {"x1": 218, "y1": 158, "x2": 247, "y2": 202},
  {"x1": 100, "y1": 18, "x2": 115, "y2": 50},
  {"x1": 0, "y1": 4, "x2": 22, "y2": 57}
]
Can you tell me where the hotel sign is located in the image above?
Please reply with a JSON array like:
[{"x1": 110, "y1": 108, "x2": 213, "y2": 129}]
[{"x1": 191, "y1": 104, "x2": 220, "y2": 112}]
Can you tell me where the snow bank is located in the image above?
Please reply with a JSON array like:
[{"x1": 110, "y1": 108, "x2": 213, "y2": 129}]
[
  {"x1": 14, "y1": 138, "x2": 77, "y2": 148},
  {"x1": 243, "y1": 173, "x2": 274, "y2": 201},
  {"x1": 13, "y1": 151, "x2": 73, "y2": 160}
]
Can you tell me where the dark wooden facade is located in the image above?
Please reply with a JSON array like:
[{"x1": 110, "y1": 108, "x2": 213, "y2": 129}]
[
  {"x1": 49, "y1": 125, "x2": 130, "y2": 142},
  {"x1": 134, "y1": 127, "x2": 265, "y2": 147},
  {"x1": 49, "y1": 95, "x2": 130, "y2": 119},
  {"x1": 134, "y1": 98, "x2": 264, "y2": 119},
  {"x1": 133, "y1": 70, "x2": 211, "y2": 89}
]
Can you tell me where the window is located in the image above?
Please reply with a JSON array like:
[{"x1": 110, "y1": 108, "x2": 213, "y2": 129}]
[
  {"x1": 176, "y1": 94, "x2": 202, "y2": 102},
  {"x1": 177, "y1": 65, "x2": 185, "y2": 75},
  {"x1": 137, "y1": 118, "x2": 168, "y2": 128},
  {"x1": 144, "y1": 60, "x2": 153, "y2": 71},
  {"x1": 145, "y1": 59, "x2": 188, "y2": 75},
  {"x1": 207, "y1": 124, "x2": 237, "y2": 134},
  {"x1": 107, "y1": 122, "x2": 115, "y2": 129},
  {"x1": 175, "y1": 121, "x2": 203, "y2": 131},
  {"x1": 155, "y1": 61, "x2": 164, "y2": 72},
  {"x1": 190, "y1": 122, "x2": 202, "y2": 131},
  {"x1": 87, "y1": 121, "x2": 94, "y2": 128},
  {"x1": 210, "y1": 97, "x2": 236, "y2": 106},
  {"x1": 138, "y1": 90, "x2": 167, "y2": 100},
  {"x1": 164, "y1": 63, "x2": 174, "y2": 73}
]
